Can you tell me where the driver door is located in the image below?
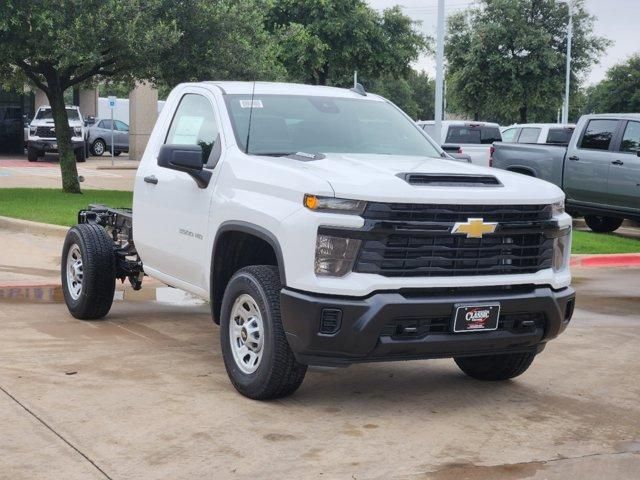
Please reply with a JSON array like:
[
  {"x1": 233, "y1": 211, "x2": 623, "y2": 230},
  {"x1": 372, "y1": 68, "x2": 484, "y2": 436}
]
[{"x1": 134, "y1": 89, "x2": 223, "y2": 290}]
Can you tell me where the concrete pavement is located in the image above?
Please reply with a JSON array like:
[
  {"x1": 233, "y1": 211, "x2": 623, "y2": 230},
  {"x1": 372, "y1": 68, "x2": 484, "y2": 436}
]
[
  {"x1": 0, "y1": 267, "x2": 639, "y2": 479},
  {"x1": 0, "y1": 154, "x2": 136, "y2": 191}
]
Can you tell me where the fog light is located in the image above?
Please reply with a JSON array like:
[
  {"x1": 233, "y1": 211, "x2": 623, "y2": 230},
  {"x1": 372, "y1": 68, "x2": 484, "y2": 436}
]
[{"x1": 315, "y1": 235, "x2": 361, "y2": 276}]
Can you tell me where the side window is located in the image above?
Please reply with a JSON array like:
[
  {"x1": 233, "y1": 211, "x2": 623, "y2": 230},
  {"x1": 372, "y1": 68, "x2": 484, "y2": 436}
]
[
  {"x1": 579, "y1": 119, "x2": 619, "y2": 151},
  {"x1": 546, "y1": 128, "x2": 574, "y2": 145},
  {"x1": 480, "y1": 126, "x2": 502, "y2": 144},
  {"x1": 99, "y1": 120, "x2": 111, "y2": 129},
  {"x1": 619, "y1": 121, "x2": 640, "y2": 154},
  {"x1": 115, "y1": 120, "x2": 128, "y2": 132},
  {"x1": 165, "y1": 94, "x2": 219, "y2": 164},
  {"x1": 501, "y1": 128, "x2": 518, "y2": 142},
  {"x1": 517, "y1": 127, "x2": 541, "y2": 144}
]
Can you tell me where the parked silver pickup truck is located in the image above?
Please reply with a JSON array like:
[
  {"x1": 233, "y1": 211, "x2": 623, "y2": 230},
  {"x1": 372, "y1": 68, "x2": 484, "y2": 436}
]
[{"x1": 492, "y1": 114, "x2": 640, "y2": 232}]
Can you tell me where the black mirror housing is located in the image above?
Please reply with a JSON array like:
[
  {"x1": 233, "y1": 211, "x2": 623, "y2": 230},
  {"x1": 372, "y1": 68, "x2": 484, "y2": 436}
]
[{"x1": 157, "y1": 144, "x2": 212, "y2": 188}]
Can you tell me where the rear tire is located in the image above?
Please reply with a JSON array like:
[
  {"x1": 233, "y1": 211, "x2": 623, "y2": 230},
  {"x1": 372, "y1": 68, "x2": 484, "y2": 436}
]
[
  {"x1": 27, "y1": 146, "x2": 40, "y2": 162},
  {"x1": 584, "y1": 215, "x2": 623, "y2": 233},
  {"x1": 454, "y1": 351, "x2": 537, "y2": 381},
  {"x1": 61, "y1": 224, "x2": 116, "y2": 320},
  {"x1": 220, "y1": 265, "x2": 307, "y2": 399}
]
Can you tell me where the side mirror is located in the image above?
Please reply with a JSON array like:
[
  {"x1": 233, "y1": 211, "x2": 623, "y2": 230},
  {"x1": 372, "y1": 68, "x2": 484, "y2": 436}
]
[{"x1": 157, "y1": 144, "x2": 212, "y2": 188}]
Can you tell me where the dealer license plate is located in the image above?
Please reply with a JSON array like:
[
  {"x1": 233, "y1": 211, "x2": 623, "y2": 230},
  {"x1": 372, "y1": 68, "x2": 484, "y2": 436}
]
[{"x1": 453, "y1": 304, "x2": 500, "y2": 333}]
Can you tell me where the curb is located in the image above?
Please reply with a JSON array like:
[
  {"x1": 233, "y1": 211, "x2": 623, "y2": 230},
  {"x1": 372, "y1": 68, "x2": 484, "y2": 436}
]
[
  {"x1": 0, "y1": 216, "x2": 68, "y2": 238},
  {"x1": 570, "y1": 253, "x2": 640, "y2": 268},
  {"x1": 96, "y1": 165, "x2": 138, "y2": 171},
  {"x1": 0, "y1": 284, "x2": 63, "y2": 303}
]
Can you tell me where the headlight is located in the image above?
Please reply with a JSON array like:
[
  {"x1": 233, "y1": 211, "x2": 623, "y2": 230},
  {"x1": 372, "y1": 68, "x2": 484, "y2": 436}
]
[
  {"x1": 29, "y1": 126, "x2": 37, "y2": 135},
  {"x1": 315, "y1": 235, "x2": 361, "y2": 276},
  {"x1": 553, "y1": 227, "x2": 571, "y2": 272},
  {"x1": 73, "y1": 127, "x2": 82, "y2": 136},
  {"x1": 551, "y1": 200, "x2": 565, "y2": 216},
  {"x1": 304, "y1": 195, "x2": 366, "y2": 215}
]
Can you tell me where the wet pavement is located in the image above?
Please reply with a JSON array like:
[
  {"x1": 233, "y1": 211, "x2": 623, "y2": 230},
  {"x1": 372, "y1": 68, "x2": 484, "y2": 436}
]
[{"x1": 0, "y1": 268, "x2": 639, "y2": 479}]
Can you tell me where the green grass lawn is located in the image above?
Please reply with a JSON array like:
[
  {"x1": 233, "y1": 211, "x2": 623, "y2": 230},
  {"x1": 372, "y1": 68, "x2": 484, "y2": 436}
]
[
  {"x1": 0, "y1": 188, "x2": 133, "y2": 226},
  {"x1": 572, "y1": 230, "x2": 640, "y2": 254}
]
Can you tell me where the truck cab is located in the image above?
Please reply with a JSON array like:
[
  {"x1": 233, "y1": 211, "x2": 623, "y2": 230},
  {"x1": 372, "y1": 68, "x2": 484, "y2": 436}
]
[{"x1": 61, "y1": 82, "x2": 575, "y2": 400}]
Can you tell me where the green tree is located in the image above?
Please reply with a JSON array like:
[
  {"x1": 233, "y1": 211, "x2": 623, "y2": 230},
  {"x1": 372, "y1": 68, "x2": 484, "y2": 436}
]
[
  {"x1": 0, "y1": 0, "x2": 281, "y2": 193},
  {"x1": 0, "y1": 0, "x2": 178, "y2": 193},
  {"x1": 445, "y1": 0, "x2": 609, "y2": 124},
  {"x1": 583, "y1": 54, "x2": 640, "y2": 114},
  {"x1": 156, "y1": 0, "x2": 285, "y2": 87},
  {"x1": 368, "y1": 70, "x2": 434, "y2": 120},
  {"x1": 265, "y1": 1, "x2": 430, "y2": 86}
]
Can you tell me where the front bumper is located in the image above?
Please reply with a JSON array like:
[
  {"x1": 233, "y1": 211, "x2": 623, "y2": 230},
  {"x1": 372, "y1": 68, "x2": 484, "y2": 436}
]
[
  {"x1": 281, "y1": 285, "x2": 575, "y2": 366},
  {"x1": 28, "y1": 139, "x2": 85, "y2": 152}
]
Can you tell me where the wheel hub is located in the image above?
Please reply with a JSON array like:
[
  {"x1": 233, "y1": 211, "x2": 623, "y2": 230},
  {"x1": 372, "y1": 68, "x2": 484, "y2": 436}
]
[
  {"x1": 65, "y1": 244, "x2": 83, "y2": 300},
  {"x1": 229, "y1": 294, "x2": 264, "y2": 374}
]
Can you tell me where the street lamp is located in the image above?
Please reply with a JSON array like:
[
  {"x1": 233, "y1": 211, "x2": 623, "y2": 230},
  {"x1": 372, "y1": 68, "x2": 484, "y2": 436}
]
[
  {"x1": 434, "y1": 0, "x2": 445, "y2": 143},
  {"x1": 559, "y1": 0, "x2": 574, "y2": 124}
]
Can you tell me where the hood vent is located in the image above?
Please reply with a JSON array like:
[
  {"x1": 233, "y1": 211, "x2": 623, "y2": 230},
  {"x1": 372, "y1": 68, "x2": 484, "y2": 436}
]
[{"x1": 401, "y1": 173, "x2": 502, "y2": 187}]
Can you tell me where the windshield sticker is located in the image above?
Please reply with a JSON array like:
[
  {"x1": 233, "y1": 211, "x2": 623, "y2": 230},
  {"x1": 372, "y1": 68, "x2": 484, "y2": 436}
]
[{"x1": 240, "y1": 99, "x2": 263, "y2": 109}]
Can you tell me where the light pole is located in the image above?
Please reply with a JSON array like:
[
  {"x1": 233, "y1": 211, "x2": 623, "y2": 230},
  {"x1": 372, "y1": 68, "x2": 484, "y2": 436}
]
[
  {"x1": 560, "y1": 0, "x2": 574, "y2": 124},
  {"x1": 434, "y1": 0, "x2": 445, "y2": 143}
]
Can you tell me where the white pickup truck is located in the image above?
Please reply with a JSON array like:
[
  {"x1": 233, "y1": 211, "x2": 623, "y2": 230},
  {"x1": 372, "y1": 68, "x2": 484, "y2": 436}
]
[
  {"x1": 61, "y1": 82, "x2": 575, "y2": 399},
  {"x1": 27, "y1": 105, "x2": 86, "y2": 162}
]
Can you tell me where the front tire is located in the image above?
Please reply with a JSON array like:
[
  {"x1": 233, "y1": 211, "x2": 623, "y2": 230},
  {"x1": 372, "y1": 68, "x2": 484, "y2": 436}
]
[
  {"x1": 27, "y1": 146, "x2": 40, "y2": 162},
  {"x1": 454, "y1": 351, "x2": 537, "y2": 381},
  {"x1": 584, "y1": 215, "x2": 623, "y2": 233},
  {"x1": 61, "y1": 224, "x2": 116, "y2": 320},
  {"x1": 75, "y1": 148, "x2": 86, "y2": 162},
  {"x1": 220, "y1": 265, "x2": 307, "y2": 399},
  {"x1": 91, "y1": 139, "x2": 106, "y2": 156}
]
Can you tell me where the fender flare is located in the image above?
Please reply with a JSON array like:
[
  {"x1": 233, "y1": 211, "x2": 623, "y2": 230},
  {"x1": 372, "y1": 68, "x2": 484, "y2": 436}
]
[{"x1": 212, "y1": 220, "x2": 287, "y2": 286}]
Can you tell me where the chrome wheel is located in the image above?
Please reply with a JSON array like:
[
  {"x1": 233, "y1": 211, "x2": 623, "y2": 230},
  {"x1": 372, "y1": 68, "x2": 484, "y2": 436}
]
[
  {"x1": 229, "y1": 293, "x2": 264, "y2": 374},
  {"x1": 66, "y1": 244, "x2": 83, "y2": 300},
  {"x1": 92, "y1": 140, "x2": 105, "y2": 156}
]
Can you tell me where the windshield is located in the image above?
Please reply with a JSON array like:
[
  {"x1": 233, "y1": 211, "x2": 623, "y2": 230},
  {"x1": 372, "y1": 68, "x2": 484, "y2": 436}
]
[
  {"x1": 224, "y1": 94, "x2": 440, "y2": 158},
  {"x1": 35, "y1": 108, "x2": 80, "y2": 121}
]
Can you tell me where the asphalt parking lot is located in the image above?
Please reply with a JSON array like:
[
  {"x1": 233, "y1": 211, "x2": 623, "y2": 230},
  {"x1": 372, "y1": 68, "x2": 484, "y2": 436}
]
[{"x1": 1, "y1": 266, "x2": 639, "y2": 480}]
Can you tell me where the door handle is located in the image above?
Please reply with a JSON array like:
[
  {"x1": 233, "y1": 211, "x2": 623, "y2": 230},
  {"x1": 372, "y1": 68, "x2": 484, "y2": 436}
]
[
  {"x1": 144, "y1": 175, "x2": 158, "y2": 185},
  {"x1": 611, "y1": 159, "x2": 624, "y2": 166},
  {"x1": 568, "y1": 155, "x2": 579, "y2": 161}
]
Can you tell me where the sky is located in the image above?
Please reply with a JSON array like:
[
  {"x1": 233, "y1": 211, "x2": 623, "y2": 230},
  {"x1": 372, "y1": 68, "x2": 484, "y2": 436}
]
[{"x1": 367, "y1": 0, "x2": 637, "y2": 85}]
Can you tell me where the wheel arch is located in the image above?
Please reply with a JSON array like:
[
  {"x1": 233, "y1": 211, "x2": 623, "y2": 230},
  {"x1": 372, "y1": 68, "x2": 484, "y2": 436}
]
[{"x1": 210, "y1": 221, "x2": 286, "y2": 324}]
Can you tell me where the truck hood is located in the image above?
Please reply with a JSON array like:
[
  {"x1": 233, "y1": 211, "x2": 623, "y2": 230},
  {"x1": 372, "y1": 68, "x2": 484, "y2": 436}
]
[
  {"x1": 30, "y1": 118, "x2": 83, "y2": 128},
  {"x1": 299, "y1": 153, "x2": 564, "y2": 204}
]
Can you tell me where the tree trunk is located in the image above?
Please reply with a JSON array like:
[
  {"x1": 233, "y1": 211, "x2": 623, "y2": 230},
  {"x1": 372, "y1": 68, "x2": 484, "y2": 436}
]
[
  {"x1": 519, "y1": 105, "x2": 528, "y2": 124},
  {"x1": 46, "y1": 83, "x2": 81, "y2": 193}
]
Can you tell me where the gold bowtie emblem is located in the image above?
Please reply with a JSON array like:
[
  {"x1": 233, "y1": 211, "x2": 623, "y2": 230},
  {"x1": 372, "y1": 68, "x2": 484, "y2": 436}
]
[{"x1": 451, "y1": 218, "x2": 498, "y2": 238}]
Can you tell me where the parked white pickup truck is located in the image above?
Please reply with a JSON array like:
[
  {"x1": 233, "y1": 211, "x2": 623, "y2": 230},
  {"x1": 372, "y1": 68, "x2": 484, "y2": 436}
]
[
  {"x1": 500, "y1": 123, "x2": 576, "y2": 145},
  {"x1": 61, "y1": 82, "x2": 575, "y2": 399},
  {"x1": 417, "y1": 120, "x2": 502, "y2": 166},
  {"x1": 27, "y1": 105, "x2": 86, "y2": 162}
]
